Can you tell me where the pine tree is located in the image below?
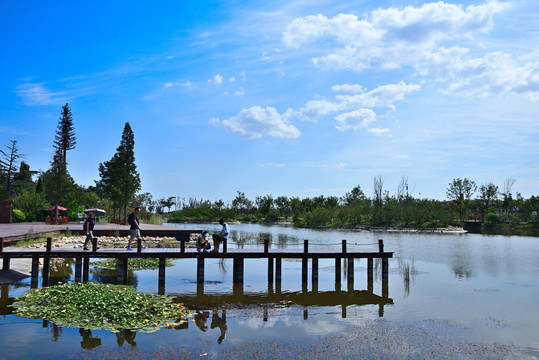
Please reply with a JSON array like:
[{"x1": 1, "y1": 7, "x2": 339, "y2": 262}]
[
  {"x1": 0, "y1": 139, "x2": 24, "y2": 198},
  {"x1": 54, "y1": 103, "x2": 76, "y2": 163}
]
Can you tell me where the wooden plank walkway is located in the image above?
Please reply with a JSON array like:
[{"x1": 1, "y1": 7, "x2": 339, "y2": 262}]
[{"x1": 0, "y1": 237, "x2": 393, "y2": 301}]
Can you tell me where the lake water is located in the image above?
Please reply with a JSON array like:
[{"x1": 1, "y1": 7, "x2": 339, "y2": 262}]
[{"x1": 1, "y1": 223, "x2": 538, "y2": 359}]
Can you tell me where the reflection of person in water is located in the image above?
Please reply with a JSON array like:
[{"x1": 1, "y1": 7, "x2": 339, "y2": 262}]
[
  {"x1": 79, "y1": 328, "x2": 102, "y2": 349},
  {"x1": 211, "y1": 310, "x2": 228, "y2": 344},
  {"x1": 116, "y1": 329, "x2": 137, "y2": 348},
  {"x1": 194, "y1": 310, "x2": 210, "y2": 332}
]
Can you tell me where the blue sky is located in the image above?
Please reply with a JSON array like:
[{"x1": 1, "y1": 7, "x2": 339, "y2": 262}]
[{"x1": 1, "y1": 0, "x2": 538, "y2": 203}]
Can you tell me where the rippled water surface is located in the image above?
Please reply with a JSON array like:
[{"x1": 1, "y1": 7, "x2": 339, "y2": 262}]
[{"x1": 1, "y1": 223, "x2": 538, "y2": 358}]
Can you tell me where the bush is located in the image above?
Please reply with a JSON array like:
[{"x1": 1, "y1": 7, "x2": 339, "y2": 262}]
[
  {"x1": 486, "y1": 213, "x2": 501, "y2": 224},
  {"x1": 12, "y1": 209, "x2": 26, "y2": 222}
]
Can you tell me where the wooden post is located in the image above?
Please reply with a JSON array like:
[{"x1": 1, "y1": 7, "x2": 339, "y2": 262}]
[
  {"x1": 312, "y1": 257, "x2": 318, "y2": 293},
  {"x1": 0, "y1": 237, "x2": 3, "y2": 253},
  {"x1": 197, "y1": 255, "x2": 205, "y2": 284},
  {"x1": 335, "y1": 257, "x2": 341, "y2": 287},
  {"x1": 83, "y1": 255, "x2": 89, "y2": 282},
  {"x1": 158, "y1": 257, "x2": 166, "y2": 289},
  {"x1": 302, "y1": 240, "x2": 308, "y2": 285},
  {"x1": 180, "y1": 240, "x2": 185, "y2": 253},
  {"x1": 264, "y1": 239, "x2": 269, "y2": 253},
  {"x1": 275, "y1": 257, "x2": 282, "y2": 286},
  {"x1": 42, "y1": 255, "x2": 50, "y2": 287},
  {"x1": 117, "y1": 257, "x2": 125, "y2": 284},
  {"x1": 347, "y1": 257, "x2": 354, "y2": 291},
  {"x1": 137, "y1": 238, "x2": 142, "y2": 253},
  {"x1": 31, "y1": 255, "x2": 39, "y2": 288},
  {"x1": 74, "y1": 256, "x2": 82, "y2": 282},
  {"x1": 268, "y1": 257, "x2": 274, "y2": 285},
  {"x1": 46, "y1": 237, "x2": 52, "y2": 252},
  {"x1": 2, "y1": 256, "x2": 10, "y2": 271},
  {"x1": 367, "y1": 257, "x2": 374, "y2": 292},
  {"x1": 92, "y1": 237, "x2": 98, "y2": 253},
  {"x1": 342, "y1": 239, "x2": 347, "y2": 253},
  {"x1": 382, "y1": 257, "x2": 389, "y2": 298},
  {"x1": 223, "y1": 238, "x2": 227, "y2": 253},
  {"x1": 378, "y1": 239, "x2": 384, "y2": 253},
  {"x1": 233, "y1": 257, "x2": 244, "y2": 284}
]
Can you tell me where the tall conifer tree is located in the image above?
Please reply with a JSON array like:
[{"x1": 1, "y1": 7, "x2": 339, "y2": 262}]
[{"x1": 54, "y1": 103, "x2": 76, "y2": 163}]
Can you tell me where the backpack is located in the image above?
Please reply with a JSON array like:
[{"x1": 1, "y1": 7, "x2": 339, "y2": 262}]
[{"x1": 83, "y1": 220, "x2": 88, "y2": 232}]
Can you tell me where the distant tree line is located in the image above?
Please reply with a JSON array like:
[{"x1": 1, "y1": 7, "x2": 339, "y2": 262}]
[
  {"x1": 167, "y1": 177, "x2": 539, "y2": 230},
  {"x1": 1, "y1": 105, "x2": 537, "y2": 231}
]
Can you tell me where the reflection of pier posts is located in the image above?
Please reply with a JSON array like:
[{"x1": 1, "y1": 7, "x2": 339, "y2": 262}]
[
  {"x1": 197, "y1": 255, "x2": 205, "y2": 284},
  {"x1": 367, "y1": 258, "x2": 373, "y2": 292},
  {"x1": 196, "y1": 283, "x2": 204, "y2": 297},
  {"x1": 31, "y1": 255, "x2": 39, "y2": 288}
]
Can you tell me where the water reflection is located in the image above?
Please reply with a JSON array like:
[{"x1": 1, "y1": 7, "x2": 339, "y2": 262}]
[
  {"x1": 79, "y1": 328, "x2": 102, "y2": 349},
  {"x1": 194, "y1": 310, "x2": 228, "y2": 344}
]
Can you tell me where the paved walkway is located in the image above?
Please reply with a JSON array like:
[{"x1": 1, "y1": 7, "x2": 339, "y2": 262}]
[{"x1": 0, "y1": 222, "x2": 197, "y2": 241}]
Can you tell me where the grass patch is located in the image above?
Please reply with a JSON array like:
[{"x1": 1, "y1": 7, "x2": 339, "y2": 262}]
[
  {"x1": 92, "y1": 258, "x2": 175, "y2": 270},
  {"x1": 11, "y1": 282, "x2": 191, "y2": 333},
  {"x1": 14, "y1": 236, "x2": 49, "y2": 247}
]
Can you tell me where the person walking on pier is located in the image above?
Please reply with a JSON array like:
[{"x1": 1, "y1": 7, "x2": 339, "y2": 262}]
[
  {"x1": 127, "y1": 207, "x2": 144, "y2": 250},
  {"x1": 212, "y1": 219, "x2": 228, "y2": 253},
  {"x1": 83, "y1": 212, "x2": 96, "y2": 250}
]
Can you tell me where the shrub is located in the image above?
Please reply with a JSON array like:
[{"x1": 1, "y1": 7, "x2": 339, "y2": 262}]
[{"x1": 12, "y1": 209, "x2": 25, "y2": 222}]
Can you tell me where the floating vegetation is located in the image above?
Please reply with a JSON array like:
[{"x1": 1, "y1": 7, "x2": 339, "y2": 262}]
[
  {"x1": 92, "y1": 258, "x2": 175, "y2": 270},
  {"x1": 11, "y1": 282, "x2": 191, "y2": 333}
]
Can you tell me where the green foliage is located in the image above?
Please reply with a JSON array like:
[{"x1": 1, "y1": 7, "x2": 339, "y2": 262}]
[
  {"x1": 12, "y1": 208, "x2": 25, "y2": 222},
  {"x1": 11, "y1": 282, "x2": 191, "y2": 332},
  {"x1": 486, "y1": 213, "x2": 501, "y2": 224}
]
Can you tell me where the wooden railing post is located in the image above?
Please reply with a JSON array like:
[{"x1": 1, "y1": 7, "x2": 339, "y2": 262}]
[
  {"x1": 342, "y1": 239, "x2": 347, "y2": 253},
  {"x1": 378, "y1": 239, "x2": 384, "y2": 252},
  {"x1": 302, "y1": 240, "x2": 308, "y2": 285},
  {"x1": 264, "y1": 239, "x2": 269, "y2": 253},
  {"x1": 46, "y1": 237, "x2": 52, "y2": 252}
]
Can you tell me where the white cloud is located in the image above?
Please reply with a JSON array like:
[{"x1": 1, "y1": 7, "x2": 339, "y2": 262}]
[
  {"x1": 182, "y1": 81, "x2": 192, "y2": 87},
  {"x1": 164, "y1": 82, "x2": 173, "y2": 88},
  {"x1": 15, "y1": 83, "x2": 66, "y2": 106},
  {"x1": 335, "y1": 108, "x2": 376, "y2": 131},
  {"x1": 214, "y1": 74, "x2": 223, "y2": 84},
  {"x1": 280, "y1": 1, "x2": 539, "y2": 100},
  {"x1": 229, "y1": 76, "x2": 236, "y2": 82},
  {"x1": 368, "y1": 127, "x2": 391, "y2": 136},
  {"x1": 234, "y1": 87, "x2": 245, "y2": 96},
  {"x1": 210, "y1": 106, "x2": 301, "y2": 139}
]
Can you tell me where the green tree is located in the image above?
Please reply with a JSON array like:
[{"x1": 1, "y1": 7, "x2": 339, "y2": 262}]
[
  {"x1": 446, "y1": 178, "x2": 477, "y2": 222},
  {"x1": 54, "y1": 103, "x2": 76, "y2": 163},
  {"x1": 342, "y1": 185, "x2": 366, "y2": 206},
  {"x1": 0, "y1": 139, "x2": 24, "y2": 198},
  {"x1": 478, "y1": 182, "x2": 499, "y2": 222},
  {"x1": 42, "y1": 148, "x2": 75, "y2": 221},
  {"x1": 114, "y1": 122, "x2": 141, "y2": 220}
]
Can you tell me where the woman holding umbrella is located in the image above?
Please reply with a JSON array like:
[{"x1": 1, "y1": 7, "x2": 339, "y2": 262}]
[{"x1": 83, "y1": 212, "x2": 96, "y2": 250}]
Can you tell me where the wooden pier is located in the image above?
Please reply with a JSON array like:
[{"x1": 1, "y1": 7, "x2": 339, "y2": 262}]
[{"x1": 1, "y1": 237, "x2": 393, "y2": 298}]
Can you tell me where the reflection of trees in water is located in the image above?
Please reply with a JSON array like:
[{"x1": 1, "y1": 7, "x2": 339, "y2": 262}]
[
  {"x1": 48, "y1": 258, "x2": 74, "y2": 285},
  {"x1": 89, "y1": 265, "x2": 139, "y2": 287},
  {"x1": 398, "y1": 259, "x2": 417, "y2": 297},
  {"x1": 79, "y1": 328, "x2": 102, "y2": 349}
]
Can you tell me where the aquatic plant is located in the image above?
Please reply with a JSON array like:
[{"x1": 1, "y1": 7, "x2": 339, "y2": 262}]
[{"x1": 11, "y1": 282, "x2": 191, "y2": 333}]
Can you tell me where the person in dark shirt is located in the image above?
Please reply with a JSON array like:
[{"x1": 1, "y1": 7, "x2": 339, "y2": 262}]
[
  {"x1": 127, "y1": 207, "x2": 144, "y2": 250},
  {"x1": 83, "y1": 213, "x2": 96, "y2": 250}
]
